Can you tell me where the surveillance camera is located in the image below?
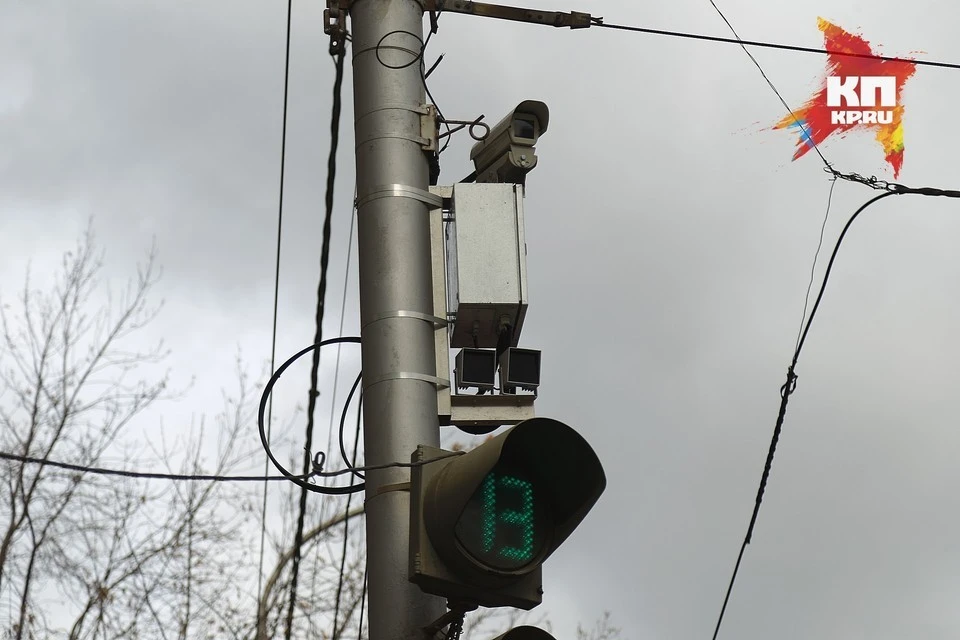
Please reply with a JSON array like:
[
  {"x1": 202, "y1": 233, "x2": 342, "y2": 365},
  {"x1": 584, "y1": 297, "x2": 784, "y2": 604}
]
[{"x1": 469, "y1": 100, "x2": 549, "y2": 185}]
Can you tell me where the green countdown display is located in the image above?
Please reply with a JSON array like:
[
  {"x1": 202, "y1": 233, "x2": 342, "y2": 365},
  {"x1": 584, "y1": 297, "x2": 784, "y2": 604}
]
[{"x1": 455, "y1": 469, "x2": 547, "y2": 571}]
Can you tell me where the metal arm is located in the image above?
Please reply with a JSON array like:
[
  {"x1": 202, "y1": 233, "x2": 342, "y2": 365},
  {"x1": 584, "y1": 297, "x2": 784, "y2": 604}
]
[
  {"x1": 423, "y1": 0, "x2": 595, "y2": 29},
  {"x1": 326, "y1": 0, "x2": 598, "y2": 42}
]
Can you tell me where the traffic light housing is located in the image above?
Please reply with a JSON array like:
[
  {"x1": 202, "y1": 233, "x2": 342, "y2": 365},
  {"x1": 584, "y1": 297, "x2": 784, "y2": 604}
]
[
  {"x1": 409, "y1": 417, "x2": 606, "y2": 609},
  {"x1": 491, "y1": 627, "x2": 557, "y2": 640}
]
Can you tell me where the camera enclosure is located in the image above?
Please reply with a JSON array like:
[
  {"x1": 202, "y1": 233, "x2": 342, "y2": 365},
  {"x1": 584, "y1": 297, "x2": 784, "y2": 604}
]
[{"x1": 469, "y1": 101, "x2": 549, "y2": 185}]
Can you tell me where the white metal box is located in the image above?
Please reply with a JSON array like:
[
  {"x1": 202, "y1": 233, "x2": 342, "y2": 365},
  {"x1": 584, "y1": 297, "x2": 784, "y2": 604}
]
[{"x1": 445, "y1": 183, "x2": 528, "y2": 348}]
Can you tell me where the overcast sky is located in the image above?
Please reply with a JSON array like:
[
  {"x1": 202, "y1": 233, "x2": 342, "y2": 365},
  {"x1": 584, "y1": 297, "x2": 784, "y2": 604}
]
[{"x1": 3, "y1": 0, "x2": 960, "y2": 638}]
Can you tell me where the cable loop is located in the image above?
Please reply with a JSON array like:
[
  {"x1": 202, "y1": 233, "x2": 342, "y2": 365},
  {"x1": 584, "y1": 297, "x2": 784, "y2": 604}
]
[
  {"x1": 375, "y1": 29, "x2": 426, "y2": 69},
  {"x1": 258, "y1": 337, "x2": 366, "y2": 495}
]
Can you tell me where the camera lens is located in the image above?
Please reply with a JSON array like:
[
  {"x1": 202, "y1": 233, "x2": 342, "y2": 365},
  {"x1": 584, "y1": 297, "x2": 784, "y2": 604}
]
[{"x1": 512, "y1": 117, "x2": 536, "y2": 141}]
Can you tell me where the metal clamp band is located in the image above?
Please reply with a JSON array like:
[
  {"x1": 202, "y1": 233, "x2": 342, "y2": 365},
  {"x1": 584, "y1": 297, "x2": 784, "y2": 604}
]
[
  {"x1": 356, "y1": 102, "x2": 430, "y2": 118},
  {"x1": 364, "y1": 371, "x2": 450, "y2": 390},
  {"x1": 355, "y1": 132, "x2": 430, "y2": 148},
  {"x1": 356, "y1": 184, "x2": 443, "y2": 209},
  {"x1": 368, "y1": 481, "x2": 411, "y2": 502},
  {"x1": 363, "y1": 310, "x2": 448, "y2": 330}
]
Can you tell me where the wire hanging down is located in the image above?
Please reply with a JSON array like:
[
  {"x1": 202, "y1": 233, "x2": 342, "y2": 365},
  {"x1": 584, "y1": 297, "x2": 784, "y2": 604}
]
[
  {"x1": 258, "y1": 0, "x2": 295, "y2": 621},
  {"x1": 711, "y1": 183, "x2": 960, "y2": 639},
  {"x1": 283, "y1": 44, "x2": 347, "y2": 640}
]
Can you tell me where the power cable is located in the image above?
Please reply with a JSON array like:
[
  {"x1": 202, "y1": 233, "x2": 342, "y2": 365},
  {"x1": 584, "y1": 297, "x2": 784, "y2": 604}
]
[
  {"x1": 0, "y1": 451, "x2": 315, "y2": 482},
  {"x1": 257, "y1": 0, "x2": 294, "y2": 623},
  {"x1": 590, "y1": 19, "x2": 960, "y2": 71},
  {"x1": 284, "y1": 47, "x2": 346, "y2": 640},
  {"x1": 712, "y1": 182, "x2": 960, "y2": 639},
  {"x1": 1, "y1": 402, "x2": 459, "y2": 483}
]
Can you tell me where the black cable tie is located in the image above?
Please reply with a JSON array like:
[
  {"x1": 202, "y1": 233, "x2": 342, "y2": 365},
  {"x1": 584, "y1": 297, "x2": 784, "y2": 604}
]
[{"x1": 424, "y1": 53, "x2": 444, "y2": 79}]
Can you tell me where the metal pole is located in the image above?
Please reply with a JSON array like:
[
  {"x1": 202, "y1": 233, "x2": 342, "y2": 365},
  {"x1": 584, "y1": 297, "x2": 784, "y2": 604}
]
[{"x1": 348, "y1": 1, "x2": 447, "y2": 639}]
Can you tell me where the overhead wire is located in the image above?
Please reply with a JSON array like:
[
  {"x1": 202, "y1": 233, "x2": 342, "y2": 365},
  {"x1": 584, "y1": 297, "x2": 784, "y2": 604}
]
[
  {"x1": 590, "y1": 19, "x2": 960, "y2": 71},
  {"x1": 795, "y1": 177, "x2": 837, "y2": 351},
  {"x1": 0, "y1": 431, "x2": 459, "y2": 482},
  {"x1": 712, "y1": 180, "x2": 960, "y2": 640},
  {"x1": 284, "y1": 47, "x2": 346, "y2": 640},
  {"x1": 257, "y1": 0, "x2": 295, "y2": 624}
]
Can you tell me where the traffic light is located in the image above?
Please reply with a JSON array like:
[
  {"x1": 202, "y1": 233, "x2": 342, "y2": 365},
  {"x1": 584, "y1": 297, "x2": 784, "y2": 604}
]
[{"x1": 409, "y1": 417, "x2": 606, "y2": 609}]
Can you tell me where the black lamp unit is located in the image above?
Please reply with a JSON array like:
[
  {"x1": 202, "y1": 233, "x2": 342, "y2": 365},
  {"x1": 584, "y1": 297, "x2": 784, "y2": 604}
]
[
  {"x1": 454, "y1": 348, "x2": 497, "y2": 390},
  {"x1": 499, "y1": 348, "x2": 541, "y2": 394}
]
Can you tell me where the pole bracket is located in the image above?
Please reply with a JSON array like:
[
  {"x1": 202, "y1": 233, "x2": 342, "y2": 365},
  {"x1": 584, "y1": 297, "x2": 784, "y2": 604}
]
[
  {"x1": 356, "y1": 184, "x2": 444, "y2": 209},
  {"x1": 323, "y1": 0, "x2": 349, "y2": 54}
]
